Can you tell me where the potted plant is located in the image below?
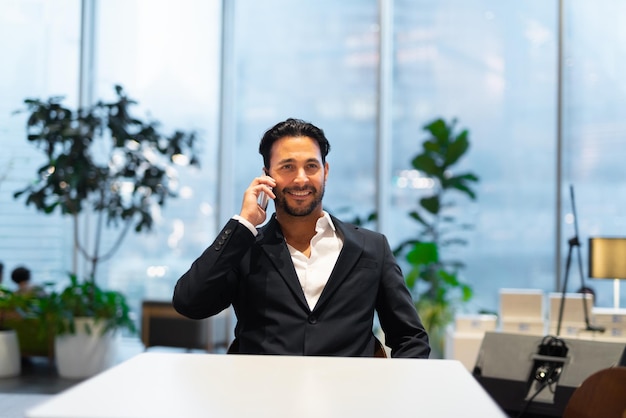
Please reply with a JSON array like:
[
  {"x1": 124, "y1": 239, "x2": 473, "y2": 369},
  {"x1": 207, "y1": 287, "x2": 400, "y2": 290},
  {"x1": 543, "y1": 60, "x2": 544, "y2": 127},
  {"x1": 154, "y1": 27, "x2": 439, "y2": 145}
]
[
  {"x1": 0, "y1": 286, "x2": 23, "y2": 377},
  {"x1": 36, "y1": 274, "x2": 136, "y2": 378},
  {"x1": 394, "y1": 118, "x2": 479, "y2": 356},
  {"x1": 13, "y1": 85, "x2": 200, "y2": 378}
]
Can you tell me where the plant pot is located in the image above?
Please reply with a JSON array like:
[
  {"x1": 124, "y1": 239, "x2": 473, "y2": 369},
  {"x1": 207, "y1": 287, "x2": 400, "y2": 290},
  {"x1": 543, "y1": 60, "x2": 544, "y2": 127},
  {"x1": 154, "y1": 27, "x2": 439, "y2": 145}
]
[
  {"x1": 0, "y1": 329, "x2": 21, "y2": 377},
  {"x1": 54, "y1": 317, "x2": 117, "y2": 379}
]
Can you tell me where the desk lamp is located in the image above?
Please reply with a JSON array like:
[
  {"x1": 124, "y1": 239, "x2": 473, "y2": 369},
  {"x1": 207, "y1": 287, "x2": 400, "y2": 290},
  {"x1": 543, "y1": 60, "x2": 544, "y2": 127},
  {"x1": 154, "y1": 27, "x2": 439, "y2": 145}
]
[{"x1": 588, "y1": 237, "x2": 626, "y2": 309}]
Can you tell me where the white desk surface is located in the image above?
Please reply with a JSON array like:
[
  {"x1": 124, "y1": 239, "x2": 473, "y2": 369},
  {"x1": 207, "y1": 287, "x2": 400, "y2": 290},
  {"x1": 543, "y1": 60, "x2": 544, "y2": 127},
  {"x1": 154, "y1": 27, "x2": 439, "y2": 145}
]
[{"x1": 26, "y1": 352, "x2": 506, "y2": 418}]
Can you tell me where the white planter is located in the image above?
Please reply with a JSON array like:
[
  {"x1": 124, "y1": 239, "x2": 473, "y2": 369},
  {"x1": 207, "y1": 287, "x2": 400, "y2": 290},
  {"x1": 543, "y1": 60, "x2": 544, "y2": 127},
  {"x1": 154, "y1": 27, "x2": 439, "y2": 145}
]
[
  {"x1": 0, "y1": 329, "x2": 21, "y2": 377},
  {"x1": 54, "y1": 317, "x2": 117, "y2": 379}
]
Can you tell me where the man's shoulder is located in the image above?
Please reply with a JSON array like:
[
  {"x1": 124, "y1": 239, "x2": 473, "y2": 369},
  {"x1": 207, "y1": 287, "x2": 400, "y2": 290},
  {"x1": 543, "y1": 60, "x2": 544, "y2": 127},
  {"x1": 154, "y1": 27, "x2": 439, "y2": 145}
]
[{"x1": 331, "y1": 216, "x2": 385, "y2": 239}]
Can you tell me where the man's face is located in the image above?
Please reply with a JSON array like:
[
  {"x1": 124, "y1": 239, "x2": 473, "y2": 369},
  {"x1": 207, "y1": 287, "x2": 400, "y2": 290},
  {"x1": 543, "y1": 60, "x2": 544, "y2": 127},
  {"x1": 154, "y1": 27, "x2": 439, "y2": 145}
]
[{"x1": 267, "y1": 136, "x2": 328, "y2": 217}]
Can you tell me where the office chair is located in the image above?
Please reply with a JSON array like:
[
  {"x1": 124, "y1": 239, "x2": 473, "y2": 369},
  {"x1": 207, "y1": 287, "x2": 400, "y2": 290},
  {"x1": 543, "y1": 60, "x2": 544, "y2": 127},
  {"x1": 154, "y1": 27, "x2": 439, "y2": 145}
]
[
  {"x1": 373, "y1": 337, "x2": 388, "y2": 358},
  {"x1": 562, "y1": 366, "x2": 626, "y2": 418}
]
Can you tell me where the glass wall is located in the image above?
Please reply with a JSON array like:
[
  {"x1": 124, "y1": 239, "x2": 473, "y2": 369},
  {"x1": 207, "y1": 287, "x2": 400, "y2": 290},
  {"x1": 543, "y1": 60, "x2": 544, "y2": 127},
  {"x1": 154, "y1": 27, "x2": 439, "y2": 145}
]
[
  {"x1": 1, "y1": 0, "x2": 625, "y2": 333},
  {"x1": 0, "y1": 0, "x2": 221, "y2": 322},
  {"x1": 0, "y1": 0, "x2": 81, "y2": 284},
  {"x1": 92, "y1": 0, "x2": 222, "y2": 314},
  {"x1": 390, "y1": 1, "x2": 559, "y2": 313},
  {"x1": 561, "y1": 0, "x2": 626, "y2": 308},
  {"x1": 230, "y1": 0, "x2": 380, "y2": 224}
]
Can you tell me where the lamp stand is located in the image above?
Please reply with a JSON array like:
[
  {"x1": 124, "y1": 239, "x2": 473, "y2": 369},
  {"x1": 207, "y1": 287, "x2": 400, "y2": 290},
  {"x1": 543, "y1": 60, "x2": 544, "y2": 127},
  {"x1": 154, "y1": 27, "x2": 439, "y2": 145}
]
[
  {"x1": 556, "y1": 236, "x2": 605, "y2": 336},
  {"x1": 614, "y1": 278, "x2": 621, "y2": 309}
]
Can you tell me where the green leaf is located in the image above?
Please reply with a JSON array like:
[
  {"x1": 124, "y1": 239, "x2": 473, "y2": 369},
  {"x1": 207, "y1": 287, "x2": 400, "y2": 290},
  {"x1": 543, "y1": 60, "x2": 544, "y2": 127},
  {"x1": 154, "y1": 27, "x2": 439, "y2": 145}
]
[
  {"x1": 423, "y1": 118, "x2": 450, "y2": 142},
  {"x1": 422, "y1": 140, "x2": 440, "y2": 154},
  {"x1": 441, "y1": 173, "x2": 479, "y2": 199},
  {"x1": 420, "y1": 195, "x2": 440, "y2": 215},
  {"x1": 438, "y1": 269, "x2": 459, "y2": 286},
  {"x1": 406, "y1": 242, "x2": 438, "y2": 266},
  {"x1": 408, "y1": 211, "x2": 430, "y2": 228},
  {"x1": 411, "y1": 154, "x2": 439, "y2": 177},
  {"x1": 445, "y1": 130, "x2": 469, "y2": 166},
  {"x1": 461, "y1": 284, "x2": 473, "y2": 301},
  {"x1": 405, "y1": 269, "x2": 418, "y2": 289}
]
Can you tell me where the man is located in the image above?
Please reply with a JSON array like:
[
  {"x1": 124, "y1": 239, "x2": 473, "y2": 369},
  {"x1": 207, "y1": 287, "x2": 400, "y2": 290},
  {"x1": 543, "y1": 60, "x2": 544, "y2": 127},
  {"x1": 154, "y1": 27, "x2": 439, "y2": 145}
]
[
  {"x1": 10, "y1": 266, "x2": 45, "y2": 296},
  {"x1": 173, "y1": 118, "x2": 430, "y2": 358}
]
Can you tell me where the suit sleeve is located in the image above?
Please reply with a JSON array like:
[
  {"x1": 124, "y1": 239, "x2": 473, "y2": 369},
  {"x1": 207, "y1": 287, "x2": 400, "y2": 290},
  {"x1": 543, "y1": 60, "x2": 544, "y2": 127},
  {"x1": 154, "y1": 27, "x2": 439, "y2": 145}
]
[
  {"x1": 172, "y1": 219, "x2": 255, "y2": 319},
  {"x1": 375, "y1": 235, "x2": 431, "y2": 358}
]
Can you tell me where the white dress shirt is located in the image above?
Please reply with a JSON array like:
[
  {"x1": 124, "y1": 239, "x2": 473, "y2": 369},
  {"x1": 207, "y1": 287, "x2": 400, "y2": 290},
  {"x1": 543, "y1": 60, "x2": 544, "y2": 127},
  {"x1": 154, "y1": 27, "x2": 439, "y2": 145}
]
[
  {"x1": 233, "y1": 211, "x2": 343, "y2": 310},
  {"x1": 287, "y1": 212, "x2": 343, "y2": 309}
]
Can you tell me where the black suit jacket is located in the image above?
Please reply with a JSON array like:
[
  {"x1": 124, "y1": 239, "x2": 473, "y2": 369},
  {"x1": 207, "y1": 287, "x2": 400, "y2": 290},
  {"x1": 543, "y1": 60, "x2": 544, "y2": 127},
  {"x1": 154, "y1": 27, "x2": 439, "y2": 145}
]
[{"x1": 173, "y1": 214, "x2": 430, "y2": 358}]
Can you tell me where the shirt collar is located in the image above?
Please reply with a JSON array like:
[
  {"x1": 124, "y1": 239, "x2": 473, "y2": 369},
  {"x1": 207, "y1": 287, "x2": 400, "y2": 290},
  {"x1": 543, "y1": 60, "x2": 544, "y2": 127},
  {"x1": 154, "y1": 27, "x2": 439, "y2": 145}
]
[{"x1": 315, "y1": 211, "x2": 337, "y2": 235}]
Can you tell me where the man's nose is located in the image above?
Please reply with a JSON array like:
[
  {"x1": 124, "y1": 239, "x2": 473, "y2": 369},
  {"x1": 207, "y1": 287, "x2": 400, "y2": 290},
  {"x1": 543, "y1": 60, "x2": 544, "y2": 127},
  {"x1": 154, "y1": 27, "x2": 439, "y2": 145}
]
[{"x1": 294, "y1": 167, "x2": 308, "y2": 183}]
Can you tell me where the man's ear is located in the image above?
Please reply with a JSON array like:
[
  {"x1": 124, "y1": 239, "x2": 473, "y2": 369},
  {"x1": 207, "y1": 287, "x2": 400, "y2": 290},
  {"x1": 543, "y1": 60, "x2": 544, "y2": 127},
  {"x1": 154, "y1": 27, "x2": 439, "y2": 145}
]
[{"x1": 263, "y1": 167, "x2": 269, "y2": 175}]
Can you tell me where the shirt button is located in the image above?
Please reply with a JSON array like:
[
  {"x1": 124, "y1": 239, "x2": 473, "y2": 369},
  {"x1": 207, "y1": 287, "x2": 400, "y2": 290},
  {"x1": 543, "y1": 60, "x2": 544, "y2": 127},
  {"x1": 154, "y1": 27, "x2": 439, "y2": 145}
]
[{"x1": 308, "y1": 315, "x2": 317, "y2": 324}]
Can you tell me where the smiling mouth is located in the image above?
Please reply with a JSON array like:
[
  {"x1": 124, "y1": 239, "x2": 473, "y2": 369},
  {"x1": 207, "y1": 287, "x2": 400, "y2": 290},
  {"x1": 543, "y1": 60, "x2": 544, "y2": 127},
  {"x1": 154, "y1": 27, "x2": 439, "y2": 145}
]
[{"x1": 287, "y1": 189, "x2": 312, "y2": 198}]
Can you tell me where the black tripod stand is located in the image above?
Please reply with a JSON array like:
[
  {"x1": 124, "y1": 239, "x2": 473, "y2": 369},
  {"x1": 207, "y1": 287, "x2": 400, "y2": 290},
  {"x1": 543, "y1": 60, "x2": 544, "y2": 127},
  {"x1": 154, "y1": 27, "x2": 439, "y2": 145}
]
[{"x1": 555, "y1": 186, "x2": 605, "y2": 336}]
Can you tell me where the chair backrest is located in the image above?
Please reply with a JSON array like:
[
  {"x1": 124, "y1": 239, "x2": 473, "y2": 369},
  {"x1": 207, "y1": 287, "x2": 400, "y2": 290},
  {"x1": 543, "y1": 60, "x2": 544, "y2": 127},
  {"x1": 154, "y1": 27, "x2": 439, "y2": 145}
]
[
  {"x1": 562, "y1": 366, "x2": 626, "y2": 418},
  {"x1": 141, "y1": 300, "x2": 213, "y2": 351},
  {"x1": 374, "y1": 337, "x2": 387, "y2": 358}
]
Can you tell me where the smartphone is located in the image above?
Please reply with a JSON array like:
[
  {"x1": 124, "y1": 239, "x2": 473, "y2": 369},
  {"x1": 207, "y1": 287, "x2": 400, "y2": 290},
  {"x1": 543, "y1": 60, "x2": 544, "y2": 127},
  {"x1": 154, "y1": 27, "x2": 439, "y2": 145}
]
[
  {"x1": 257, "y1": 172, "x2": 271, "y2": 210},
  {"x1": 258, "y1": 190, "x2": 269, "y2": 210}
]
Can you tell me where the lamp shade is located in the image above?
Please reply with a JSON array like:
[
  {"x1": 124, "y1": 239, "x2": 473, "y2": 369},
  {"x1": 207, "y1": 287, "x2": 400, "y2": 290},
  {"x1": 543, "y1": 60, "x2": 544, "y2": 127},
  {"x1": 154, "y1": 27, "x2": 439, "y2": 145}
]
[{"x1": 588, "y1": 237, "x2": 626, "y2": 279}]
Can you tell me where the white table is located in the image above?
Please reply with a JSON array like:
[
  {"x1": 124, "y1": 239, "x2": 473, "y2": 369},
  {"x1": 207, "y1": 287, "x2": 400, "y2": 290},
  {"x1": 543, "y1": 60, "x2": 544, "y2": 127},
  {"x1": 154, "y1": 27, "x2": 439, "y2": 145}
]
[{"x1": 26, "y1": 352, "x2": 506, "y2": 418}]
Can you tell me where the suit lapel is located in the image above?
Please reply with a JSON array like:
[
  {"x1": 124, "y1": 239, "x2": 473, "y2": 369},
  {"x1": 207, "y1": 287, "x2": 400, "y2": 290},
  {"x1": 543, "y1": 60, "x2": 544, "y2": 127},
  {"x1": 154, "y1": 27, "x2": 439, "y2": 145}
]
[
  {"x1": 313, "y1": 216, "x2": 363, "y2": 312},
  {"x1": 258, "y1": 216, "x2": 309, "y2": 311}
]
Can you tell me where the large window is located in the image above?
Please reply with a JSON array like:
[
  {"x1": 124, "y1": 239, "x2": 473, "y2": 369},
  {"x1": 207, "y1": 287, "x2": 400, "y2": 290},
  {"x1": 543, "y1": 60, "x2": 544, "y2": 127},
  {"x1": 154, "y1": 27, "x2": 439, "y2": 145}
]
[
  {"x1": 230, "y1": 0, "x2": 380, "y2": 224},
  {"x1": 1, "y1": 0, "x2": 624, "y2": 332},
  {"x1": 561, "y1": 0, "x2": 626, "y2": 308},
  {"x1": 0, "y1": 0, "x2": 81, "y2": 284},
  {"x1": 390, "y1": 1, "x2": 559, "y2": 313},
  {"x1": 92, "y1": 0, "x2": 222, "y2": 312}
]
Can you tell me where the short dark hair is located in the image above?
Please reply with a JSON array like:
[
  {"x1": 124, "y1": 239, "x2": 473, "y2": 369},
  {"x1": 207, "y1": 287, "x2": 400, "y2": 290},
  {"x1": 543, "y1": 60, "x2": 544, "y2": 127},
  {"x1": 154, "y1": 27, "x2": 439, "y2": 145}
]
[
  {"x1": 11, "y1": 266, "x2": 31, "y2": 284},
  {"x1": 258, "y1": 118, "x2": 331, "y2": 169}
]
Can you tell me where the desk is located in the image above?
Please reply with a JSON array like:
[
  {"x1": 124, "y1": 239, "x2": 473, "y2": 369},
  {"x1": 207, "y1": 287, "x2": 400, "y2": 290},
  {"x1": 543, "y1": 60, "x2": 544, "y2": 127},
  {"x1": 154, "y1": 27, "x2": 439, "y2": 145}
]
[{"x1": 26, "y1": 353, "x2": 506, "y2": 418}]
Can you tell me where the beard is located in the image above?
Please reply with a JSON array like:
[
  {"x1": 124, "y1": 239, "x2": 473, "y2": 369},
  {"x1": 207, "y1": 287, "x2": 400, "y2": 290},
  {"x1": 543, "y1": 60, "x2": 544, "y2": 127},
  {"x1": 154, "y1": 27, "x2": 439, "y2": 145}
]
[{"x1": 274, "y1": 183, "x2": 325, "y2": 217}]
